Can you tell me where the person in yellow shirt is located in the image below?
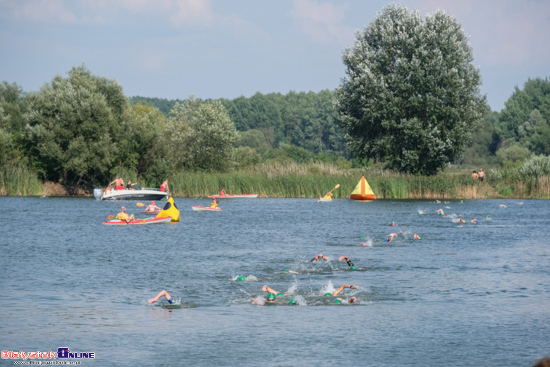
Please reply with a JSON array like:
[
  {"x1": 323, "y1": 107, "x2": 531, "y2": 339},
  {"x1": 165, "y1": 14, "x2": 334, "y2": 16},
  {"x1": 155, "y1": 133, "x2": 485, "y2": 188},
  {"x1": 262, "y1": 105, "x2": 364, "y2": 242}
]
[
  {"x1": 322, "y1": 192, "x2": 333, "y2": 200},
  {"x1": 210, "y1": 198, "x2": 219, "y2": 209},
  {"x1": 116, "y1": 206, "x2": 135, "y2": 223}
]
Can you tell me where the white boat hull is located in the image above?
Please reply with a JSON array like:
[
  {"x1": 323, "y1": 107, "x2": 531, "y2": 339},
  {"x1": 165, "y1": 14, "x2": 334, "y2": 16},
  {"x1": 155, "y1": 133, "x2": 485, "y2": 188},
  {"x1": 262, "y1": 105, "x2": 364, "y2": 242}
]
[{"x1": 94, "y1": 188, "x2": 168, "y2": 201}]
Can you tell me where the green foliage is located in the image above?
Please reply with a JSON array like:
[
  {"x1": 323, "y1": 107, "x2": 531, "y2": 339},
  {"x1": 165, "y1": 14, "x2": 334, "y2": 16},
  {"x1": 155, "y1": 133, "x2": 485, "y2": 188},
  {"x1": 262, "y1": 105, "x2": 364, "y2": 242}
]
[
  {"x1": 519, "y1": 155, "x2": 550, "y2": 178},
  {"x1": 497, "y1": 77, "x2": 550, "y2": 141},
  {"x1": 129, "y1": 96, "x2": 183, "y2": 116},
  {"x1": 336, "y1": 4, "x2": 486, "y2": 175},
  {"x1": 167, "y1": 96, "x2": 238, "y2": 171},
  {"x1": 25, "y1": 65, "x2": 129, "y2": 185},
  {"x1": 0, "y1": 163, "x2": 43, "y2": 196},
  {"x1": 237, "y1": 129, "x2": 271, "y2": 155},
  {"x1": 496, "y1": 143, "x2": 531, "y2": 166}
]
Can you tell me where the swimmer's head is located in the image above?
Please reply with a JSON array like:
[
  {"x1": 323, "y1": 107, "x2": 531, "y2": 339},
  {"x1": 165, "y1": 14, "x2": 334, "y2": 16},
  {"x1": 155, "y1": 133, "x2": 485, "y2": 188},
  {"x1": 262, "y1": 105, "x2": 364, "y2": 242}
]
[
  {"x1": 324, "y1": 293, "x2": 332, "y2": 297},
  {"x1": 277, "y1": 293, "x2": 284, "y2": 296},
  {"x1": 334, "y1": 298, "x2": 342, "y2": 304},
  {"x1": 236, "y1": 276, "x2": 246, "y2": 281},
  {"x1": 349, "y1": 266, "x2": 357, "y2": 270},
  {"x1": 283, "y1": 270, "x2": 289, "y2": 273},
  {"x1": 348, "y1": 297, "x2": 357, "y2": 303},
  {"x1": 267, "y1": 293, "x2": 276, "y2": 302},
  {"x1": 289, "y1": 299, "x2": 297, "y2": 305}
]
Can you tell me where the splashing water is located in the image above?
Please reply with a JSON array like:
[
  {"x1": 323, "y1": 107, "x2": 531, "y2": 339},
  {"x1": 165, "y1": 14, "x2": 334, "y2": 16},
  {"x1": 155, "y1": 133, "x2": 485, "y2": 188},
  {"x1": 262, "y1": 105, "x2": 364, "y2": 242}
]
[{"x1": 360, "y1": 238, "x2": 373, "y2": 247}]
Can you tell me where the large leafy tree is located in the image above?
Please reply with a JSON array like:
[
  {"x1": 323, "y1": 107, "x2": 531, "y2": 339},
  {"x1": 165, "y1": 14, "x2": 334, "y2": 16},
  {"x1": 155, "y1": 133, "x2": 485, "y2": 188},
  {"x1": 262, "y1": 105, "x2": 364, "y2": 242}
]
[
  {"x1": 336, "y1": 5, "x2": 486, "y2": 175},
  {"x1": 167, "y1": 96, "x2": 239, "y2": 171},
  {"x1": 25, "y1": 65, "x2": 128, "y2": 185}
]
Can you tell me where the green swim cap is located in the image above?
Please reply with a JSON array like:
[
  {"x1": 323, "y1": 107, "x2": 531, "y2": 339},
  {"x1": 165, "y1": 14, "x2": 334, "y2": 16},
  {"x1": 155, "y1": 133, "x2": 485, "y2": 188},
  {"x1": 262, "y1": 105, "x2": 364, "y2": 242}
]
[
  {"x1": 324, "y1": 293, "x2": 332, "y2": 297},
  {"x1": 277, "y1": 293, "x2": 284, "y2": 296},
  {"x1": 283, "y1": 270, "x2": 289, "y2": 273},
  {"x1": 349, "y1": 266, "x2": 357, "y2": 270},
  {"x1": 289, "y1": 299, "x2": 297, "y2": 305},
  {"x1": 334, "y1": 299, "x2": 342, "y2": 304},
  {"x1": 267, "y1": 292, "x2": 276, "y2": 300},
  {"x1": 236, "y1": 276, "x2": 246, "y2": 281}
]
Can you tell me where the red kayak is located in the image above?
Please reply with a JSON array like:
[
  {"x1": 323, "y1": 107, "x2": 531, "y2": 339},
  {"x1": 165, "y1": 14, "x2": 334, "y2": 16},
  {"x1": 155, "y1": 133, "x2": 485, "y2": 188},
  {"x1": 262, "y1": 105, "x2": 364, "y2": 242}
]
[
  {"x1": 208, "y1": 194, "x2": 258, "y2": 199},
  {"x1": 141, "y1": 210, "x2": 160, "y2": 214},
  {"x1": 192, "y1": 205, "x2": 222, "y2": 212},
  {"x1": 103, "y1": 216, "x2": 172, "y2": 225}
]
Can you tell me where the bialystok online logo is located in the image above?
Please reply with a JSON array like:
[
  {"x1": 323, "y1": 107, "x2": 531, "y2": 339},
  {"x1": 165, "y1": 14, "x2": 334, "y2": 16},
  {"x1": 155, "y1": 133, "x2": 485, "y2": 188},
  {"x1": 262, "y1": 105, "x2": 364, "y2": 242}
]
[{"x1": 2, "y1": 347, "x2": 95, "y2": 360}]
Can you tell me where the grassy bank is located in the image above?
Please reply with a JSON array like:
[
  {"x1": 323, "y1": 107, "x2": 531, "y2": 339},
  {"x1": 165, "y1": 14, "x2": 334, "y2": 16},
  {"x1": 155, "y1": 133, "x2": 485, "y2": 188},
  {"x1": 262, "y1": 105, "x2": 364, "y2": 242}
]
[
  {"x1": 2, "y1": 162, "x2": 549, "y2": 199},
  {"x1": 167, "y1": 163, "x2": 550, "y2": 199}
]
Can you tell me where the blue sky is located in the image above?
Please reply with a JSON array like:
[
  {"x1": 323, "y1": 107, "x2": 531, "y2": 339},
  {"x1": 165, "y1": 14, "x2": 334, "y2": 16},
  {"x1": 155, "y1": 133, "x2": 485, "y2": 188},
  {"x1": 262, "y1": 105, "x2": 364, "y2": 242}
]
[{"x1": 1, "y1": 0, "x2": 548, "y2": 111}]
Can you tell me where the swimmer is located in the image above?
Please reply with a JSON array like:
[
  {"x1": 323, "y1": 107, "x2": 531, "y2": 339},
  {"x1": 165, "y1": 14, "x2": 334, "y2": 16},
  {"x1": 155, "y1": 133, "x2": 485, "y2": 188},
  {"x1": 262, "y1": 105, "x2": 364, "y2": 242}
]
[
  {"x1": 460, "y1": 200, "x2": 463, "y2": 204},
  {"x1": 414, "y1": 233, "x2": 423, "y2": 240},
  {"x1": 469, "y1": 218, "x2": 478, "y2": 224},
  {"x1": 385, "y1": 233, "x2": 398, "y2": 242},
  {"x1": 338, "y1": 256, "x2": 357, "y2": 270},
  {"x1": 456, "y1": 218, "x2": 466, "y2": 223},
  {"x1": 311, "y1": 253, "x2": 329, "y2": 262},
  {"x1": 435, "y1": 200, "x2": 441, "y2": 203},
  {"x1": 391, "y1": 221, "x2": 396, "y2": 226},
  {"x1": 456, "y1": 225, "x2": 463, "y2": 228},
  {"x1": 500, "y1": 204, "x2": 506, "y2": 208},
  {"x1": 282, "y1": 270, "x2": 299, "y2": 274},
  {"x1": 436, "y1": 209, "x2": 444, "y2": 215},
  {"x1": 148, "y1": 290, "x2": 176, "y2": 304},
  {"x1": 327, "y1": 284, "x2": 358, "y2": 304},
  {"x1": 251, "y1": 285, "x2": 285, "y2": 305}
]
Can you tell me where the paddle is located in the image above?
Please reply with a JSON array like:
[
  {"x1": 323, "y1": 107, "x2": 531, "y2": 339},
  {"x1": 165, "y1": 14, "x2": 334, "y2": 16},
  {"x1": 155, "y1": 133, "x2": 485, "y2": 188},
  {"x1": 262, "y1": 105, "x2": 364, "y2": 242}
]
[
  {"x1": 318, "y1": 184, "x2": 340, "y2": 202},
  {"x1": 136, "y1": 202, "x2": 146, "y2": 207}
]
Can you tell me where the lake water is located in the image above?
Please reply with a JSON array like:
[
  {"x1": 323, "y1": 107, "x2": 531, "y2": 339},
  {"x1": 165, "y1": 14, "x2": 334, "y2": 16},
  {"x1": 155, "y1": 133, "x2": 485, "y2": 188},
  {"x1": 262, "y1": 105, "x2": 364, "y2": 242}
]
[{"x1": 1, "y1": 197, "x2": 549, "y2": 366}]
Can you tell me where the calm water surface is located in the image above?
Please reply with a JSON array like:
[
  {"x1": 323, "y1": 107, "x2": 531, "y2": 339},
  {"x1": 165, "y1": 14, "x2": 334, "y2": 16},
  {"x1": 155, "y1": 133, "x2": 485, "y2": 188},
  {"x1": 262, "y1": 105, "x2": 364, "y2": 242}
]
[{"x1": 1, "y1": 197, "x2": 549, "y2": 366}]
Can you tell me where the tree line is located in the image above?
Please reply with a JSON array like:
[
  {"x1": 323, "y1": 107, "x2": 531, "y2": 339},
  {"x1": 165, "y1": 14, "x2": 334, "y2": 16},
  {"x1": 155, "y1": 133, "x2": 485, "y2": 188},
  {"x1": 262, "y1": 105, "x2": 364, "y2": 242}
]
[{"x1": 1, "y1": 4, "x2": 549, "y2": 192}]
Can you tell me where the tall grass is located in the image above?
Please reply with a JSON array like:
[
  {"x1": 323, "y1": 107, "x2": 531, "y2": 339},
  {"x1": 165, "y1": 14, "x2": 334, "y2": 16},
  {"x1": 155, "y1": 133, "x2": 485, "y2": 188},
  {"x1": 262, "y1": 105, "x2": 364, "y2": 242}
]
[
  {"x1": 167, "y1": 162, "x2": 550, "y2": 199},
  {"x1": 0, "y1": 164, "x2": 44, "y2": 196},
  {"x1": 2, "y1": 161, "x2": 549, "y2": 199}
]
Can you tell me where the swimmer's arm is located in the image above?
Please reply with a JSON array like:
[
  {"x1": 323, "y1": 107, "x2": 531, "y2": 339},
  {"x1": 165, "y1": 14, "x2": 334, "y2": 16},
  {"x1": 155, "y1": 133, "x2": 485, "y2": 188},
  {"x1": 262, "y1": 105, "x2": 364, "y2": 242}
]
[
  {"x1": 332, "y1": 285, "x2": 358, "y2": 297},
  {"x1": 263, "y1": 285, "x2": 278, "y2": 294},
  {"x1": 338, "y1": 256, "x2": 349, "y2": 262}
]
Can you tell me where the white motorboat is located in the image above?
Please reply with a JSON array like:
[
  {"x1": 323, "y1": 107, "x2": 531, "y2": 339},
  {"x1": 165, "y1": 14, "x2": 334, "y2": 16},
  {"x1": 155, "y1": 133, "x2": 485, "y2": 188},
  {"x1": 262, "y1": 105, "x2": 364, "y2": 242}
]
[{"x1": 94, "y1": 187, "x2": 168, "y2": 201}]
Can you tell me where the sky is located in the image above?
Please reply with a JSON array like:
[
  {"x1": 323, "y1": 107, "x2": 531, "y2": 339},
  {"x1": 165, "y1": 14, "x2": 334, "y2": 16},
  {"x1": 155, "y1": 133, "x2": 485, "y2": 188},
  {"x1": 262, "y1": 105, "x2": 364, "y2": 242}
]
[{"x1": 0, "y1": 0, "x2": 549, "y2": 112}]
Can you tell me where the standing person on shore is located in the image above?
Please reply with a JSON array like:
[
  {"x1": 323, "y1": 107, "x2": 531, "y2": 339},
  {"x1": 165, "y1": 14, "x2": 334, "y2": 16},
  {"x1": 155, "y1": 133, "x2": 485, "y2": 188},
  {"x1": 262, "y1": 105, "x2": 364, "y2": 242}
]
[
  {"x1": 472, "y1": 171, "x2": 478, "y2": 180},
  {"x1": 478, "y1": 169, "x2": 485, "y2": 183}
]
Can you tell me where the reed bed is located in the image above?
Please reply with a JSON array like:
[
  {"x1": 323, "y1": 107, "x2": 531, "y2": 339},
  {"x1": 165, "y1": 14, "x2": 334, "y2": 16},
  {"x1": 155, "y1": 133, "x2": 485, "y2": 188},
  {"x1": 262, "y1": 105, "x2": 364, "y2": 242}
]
[
  {"x1": 2, "y1": 161, "x2": 549, "y2": 199},
  {"x1": 168, "y1": 163, "x2": 550, "y2": 199},
  {"x1": 0, "y1": 164, "x2": 44, "y2": 196}
]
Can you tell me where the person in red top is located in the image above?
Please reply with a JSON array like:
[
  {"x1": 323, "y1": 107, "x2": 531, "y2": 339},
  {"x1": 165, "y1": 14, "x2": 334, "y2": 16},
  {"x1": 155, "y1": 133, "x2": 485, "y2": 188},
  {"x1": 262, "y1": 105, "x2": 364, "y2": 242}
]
[
  {"x1": 160, "y1": 180, "x2": 169, "y2": 192},
  {"x1": 220, "y1": 188, "x2": 226, "y2": 196}
]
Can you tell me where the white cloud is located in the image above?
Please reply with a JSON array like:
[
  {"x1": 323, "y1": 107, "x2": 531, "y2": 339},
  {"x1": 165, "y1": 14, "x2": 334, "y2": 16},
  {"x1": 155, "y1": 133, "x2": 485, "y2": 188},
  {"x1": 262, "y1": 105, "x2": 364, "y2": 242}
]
[
  {"x1": 289, "y1": 0, "x2": 354, "y2": 44},
  {"x1": 170, "y1": 0, "x2": 214, "y2": 26},
  {"x1": 406, "y1": 0, "x2": 550, "y2": 67},
  {"x1": 10, "y1": 0, "x2": 80, "y2": 24}
]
